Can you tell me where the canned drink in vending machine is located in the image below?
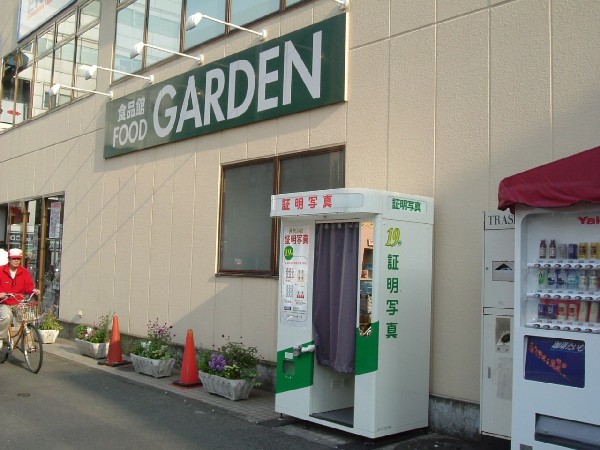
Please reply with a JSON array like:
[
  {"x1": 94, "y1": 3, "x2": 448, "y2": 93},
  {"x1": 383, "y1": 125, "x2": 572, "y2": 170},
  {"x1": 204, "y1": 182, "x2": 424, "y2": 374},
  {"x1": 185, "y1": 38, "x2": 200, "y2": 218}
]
[
  {"x1": 546, "y1": 301, "x2": 557, "y2": 320},
  {"x1": 567, "y1": 302, "x2": 578, "y2": 321},
  {"x1": 589, "y1": 302, "x2": 599, "y2": 323},
  {"x1": 558, "y1": 243, "x2": 568, "y2": 259},
  {"x1": 578, "y1": 301, "x2": 590, "y2": 322},
  {"x1": 537, "y1": 301, "x2": 547, "y2": 320},
  {"x1": 568, "y1": 244, "x2": 578, "y2": 259},
  {"x1": 557, "y1": 302, "x2": 568, "y2": 320},
  {"x1": 579, "y1": 242, "x2": 589, "y2": 259},
  {"x1": 591, "y1": 242, "x2": 600, "y2": 260}
]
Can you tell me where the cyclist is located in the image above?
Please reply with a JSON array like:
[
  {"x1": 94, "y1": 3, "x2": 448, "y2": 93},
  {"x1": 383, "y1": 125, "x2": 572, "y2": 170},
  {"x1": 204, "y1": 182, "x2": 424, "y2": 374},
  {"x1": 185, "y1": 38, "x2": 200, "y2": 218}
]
[{"x1": 0, "y1": 248, "x2": 40, "y2": 347}]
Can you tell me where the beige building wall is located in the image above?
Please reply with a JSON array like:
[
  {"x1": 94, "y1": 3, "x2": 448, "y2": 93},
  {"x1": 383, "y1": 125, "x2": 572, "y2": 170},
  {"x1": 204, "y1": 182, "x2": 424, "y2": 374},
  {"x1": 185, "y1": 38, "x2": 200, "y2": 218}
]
[{"x1": 1, "y1": 0, "x2": 600, "y2": 415}]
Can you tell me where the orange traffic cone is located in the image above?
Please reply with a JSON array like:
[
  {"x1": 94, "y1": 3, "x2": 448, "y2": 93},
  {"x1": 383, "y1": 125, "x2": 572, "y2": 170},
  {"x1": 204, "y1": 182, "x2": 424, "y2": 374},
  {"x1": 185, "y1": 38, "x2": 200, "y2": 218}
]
[
  {"x1": 173, "y1": 329, "x2": 201, "y2": 388},
  {"x1": 102, "y1": 315, "x2": 131, "y2": 367}
]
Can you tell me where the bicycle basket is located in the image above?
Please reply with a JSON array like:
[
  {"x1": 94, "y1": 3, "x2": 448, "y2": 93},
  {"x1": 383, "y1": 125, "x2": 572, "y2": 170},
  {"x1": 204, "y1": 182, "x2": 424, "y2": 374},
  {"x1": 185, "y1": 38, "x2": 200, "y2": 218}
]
[{"x1": 13, "y1": 303, "x2": 39, "y2": 323}]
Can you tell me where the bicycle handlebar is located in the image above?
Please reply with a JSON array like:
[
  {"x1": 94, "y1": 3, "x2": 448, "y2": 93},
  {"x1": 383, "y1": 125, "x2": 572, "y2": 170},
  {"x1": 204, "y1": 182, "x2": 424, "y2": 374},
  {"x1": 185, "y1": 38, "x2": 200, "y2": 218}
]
[{"x1": 0, "y1": 292, "x2": 38, "y2": 305}]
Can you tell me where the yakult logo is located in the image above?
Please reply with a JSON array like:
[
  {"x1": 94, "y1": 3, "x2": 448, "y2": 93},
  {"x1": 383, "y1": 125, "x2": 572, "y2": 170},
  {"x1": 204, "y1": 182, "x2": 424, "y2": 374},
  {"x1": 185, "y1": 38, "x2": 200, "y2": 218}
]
[
  {"x1": 112, "y1": 97, "x2": 148, "y2": 147},
  {"x1": 578, "y1": 216, "x2": 600, "y2": 224}
]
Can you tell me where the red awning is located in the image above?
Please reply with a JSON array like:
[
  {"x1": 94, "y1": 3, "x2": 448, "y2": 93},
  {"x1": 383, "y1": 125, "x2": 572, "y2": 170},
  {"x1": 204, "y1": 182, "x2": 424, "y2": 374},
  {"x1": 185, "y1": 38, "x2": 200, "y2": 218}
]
[{"x1": 498, "y1": 145, "x2": 600, "y2": 212}]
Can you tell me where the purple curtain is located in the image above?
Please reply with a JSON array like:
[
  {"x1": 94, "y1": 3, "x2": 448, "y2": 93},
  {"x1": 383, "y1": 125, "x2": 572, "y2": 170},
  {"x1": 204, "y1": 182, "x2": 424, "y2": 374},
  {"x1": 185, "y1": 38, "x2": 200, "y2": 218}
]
[{"x1": 312, "y1": 222, "x2": 359, "y2": 373}]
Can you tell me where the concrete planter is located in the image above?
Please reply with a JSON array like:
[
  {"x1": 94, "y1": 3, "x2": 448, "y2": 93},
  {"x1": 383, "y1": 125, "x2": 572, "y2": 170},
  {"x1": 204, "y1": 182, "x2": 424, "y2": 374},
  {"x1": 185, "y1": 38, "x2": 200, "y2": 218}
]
[
  {"x1": 74, "y1": 339, "x2": 108, "y2": 359},
  {"x1": 37, "y1": 329, "x2": 59, "y2": 344},
  {"x1": 130, "y1": 353, "x2": 175, "y2": 378},
  {"x1": 199, "y1": 372, "x2": 253, "y2": 401}
]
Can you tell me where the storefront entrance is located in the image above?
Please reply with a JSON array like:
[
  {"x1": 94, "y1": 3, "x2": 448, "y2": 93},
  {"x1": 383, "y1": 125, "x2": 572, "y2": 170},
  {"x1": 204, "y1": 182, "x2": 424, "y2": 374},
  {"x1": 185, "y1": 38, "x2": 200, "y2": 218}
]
[{"x1": 1, "y1": 195, "x2": 64, "y2": 312}]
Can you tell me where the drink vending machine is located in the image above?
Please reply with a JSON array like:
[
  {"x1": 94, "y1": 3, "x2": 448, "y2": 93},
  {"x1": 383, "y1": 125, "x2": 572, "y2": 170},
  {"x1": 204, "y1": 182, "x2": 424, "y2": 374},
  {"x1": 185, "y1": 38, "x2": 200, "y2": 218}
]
[
  {"x1": 270, "y1": 188, "x2": 434, "y2": 439},
  {"x1": 510, "y1": 205, "x2": 600, "y2": 449},
  {"x1": 499, "y1": 146, "x2": 600, "y2": 449}
]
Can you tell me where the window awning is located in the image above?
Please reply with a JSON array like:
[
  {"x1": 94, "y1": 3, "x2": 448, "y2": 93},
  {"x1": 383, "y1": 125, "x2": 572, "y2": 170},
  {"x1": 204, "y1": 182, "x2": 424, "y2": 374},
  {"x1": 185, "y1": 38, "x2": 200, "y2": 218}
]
[{"x1": 498, "y1": 145, "x2": 600, "y2": 213}]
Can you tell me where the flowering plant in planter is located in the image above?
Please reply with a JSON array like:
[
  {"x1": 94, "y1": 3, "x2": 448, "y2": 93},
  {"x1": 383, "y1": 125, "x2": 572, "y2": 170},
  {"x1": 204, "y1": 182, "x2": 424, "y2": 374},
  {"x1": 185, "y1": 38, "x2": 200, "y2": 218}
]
[
  {"x1": 36, "y1": 306, "x2": 63, "y2": 344},
  {"x1": 38, "y1": 307, "x2": 63, "y2": 331},
  {"x1": 75, "y1": 312, "x2": 112, "y2": 343},
  {"x1": 198, "y1": 340, "x2": 260, "y2": 385},
  {"x1": 74, "y1": 312, "x2": 112, "y2": 358},
  {"x1": 130, "y1": 319, "x2": 176, "y2": 360}
]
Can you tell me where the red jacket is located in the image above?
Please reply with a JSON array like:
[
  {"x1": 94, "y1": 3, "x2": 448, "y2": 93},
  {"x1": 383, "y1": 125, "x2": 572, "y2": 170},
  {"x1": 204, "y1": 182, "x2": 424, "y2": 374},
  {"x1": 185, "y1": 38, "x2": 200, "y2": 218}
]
[{"x1": 0, "y1": 264, "x2": 36, "y2": 305}]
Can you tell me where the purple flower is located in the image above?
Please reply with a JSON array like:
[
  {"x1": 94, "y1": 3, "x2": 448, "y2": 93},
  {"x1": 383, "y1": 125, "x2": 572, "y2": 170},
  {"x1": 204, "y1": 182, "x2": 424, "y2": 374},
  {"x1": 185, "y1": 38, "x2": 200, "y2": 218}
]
[{"x1": 208, "y1": 354, "x2": 227, "y2": 372}]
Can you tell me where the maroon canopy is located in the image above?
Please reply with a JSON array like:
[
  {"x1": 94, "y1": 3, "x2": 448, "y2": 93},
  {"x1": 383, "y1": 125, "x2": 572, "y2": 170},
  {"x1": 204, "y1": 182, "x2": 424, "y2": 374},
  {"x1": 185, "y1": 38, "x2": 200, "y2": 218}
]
[{"x1": 498, "y1": 145, "x2": 600, "y2": 212}]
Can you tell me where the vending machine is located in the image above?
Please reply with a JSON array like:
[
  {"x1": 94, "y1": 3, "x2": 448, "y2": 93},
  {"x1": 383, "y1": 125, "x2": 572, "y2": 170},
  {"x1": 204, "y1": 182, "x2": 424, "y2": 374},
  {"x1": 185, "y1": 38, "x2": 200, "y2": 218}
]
[
  {"x1": 271, "y1": 188, "x2": 434, "y2": 439},
  {"x1": 499, "y1": 147, "x2": 600, "y2": 449},
  {"x1": 509, "y1": 204, "x2": 600, "y2": 449}
]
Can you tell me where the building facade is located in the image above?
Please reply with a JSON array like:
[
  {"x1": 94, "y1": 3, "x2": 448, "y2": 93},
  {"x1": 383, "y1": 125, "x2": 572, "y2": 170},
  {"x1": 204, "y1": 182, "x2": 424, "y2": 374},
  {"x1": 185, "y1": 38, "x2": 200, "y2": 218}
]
[{"x1": 1, "y1": 0, "x2": 599, "y2": 439}]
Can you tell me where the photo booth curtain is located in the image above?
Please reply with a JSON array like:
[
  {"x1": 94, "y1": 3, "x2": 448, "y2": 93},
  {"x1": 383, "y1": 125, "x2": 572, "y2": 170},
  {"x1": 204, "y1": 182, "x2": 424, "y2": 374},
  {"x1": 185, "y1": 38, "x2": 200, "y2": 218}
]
[{"x1": 312, "y1": 222, "x2": 359, "y2": 373}]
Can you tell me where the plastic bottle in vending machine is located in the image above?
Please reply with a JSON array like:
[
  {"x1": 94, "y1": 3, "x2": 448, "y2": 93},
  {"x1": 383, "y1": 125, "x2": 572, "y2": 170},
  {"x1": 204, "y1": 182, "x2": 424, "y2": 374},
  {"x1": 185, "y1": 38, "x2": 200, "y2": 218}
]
[
  {"x1": 589, "y1": 271, "x2": 598, "y2": 291},
  {"x1": 578, "y1": 270, "x2": 588, "y2": 291},
  {"x1": 538, "y1": 269, "x2": 547, "y2": 289},
  {"x1": 547, "y1": 270, "x2": 556, "y2": 288},
  {"x1": 549, "y1": 239, "x2": 556, "y2": 258},
  {"x1": 567, "y1": 270, "x2": 579, "y2": 290},
  {"x1": 555, "y1": 268, "x2": 565, "y2": 289},
  {"x1": 539, "y1": 239, "x2": 547, "y2": 258}
]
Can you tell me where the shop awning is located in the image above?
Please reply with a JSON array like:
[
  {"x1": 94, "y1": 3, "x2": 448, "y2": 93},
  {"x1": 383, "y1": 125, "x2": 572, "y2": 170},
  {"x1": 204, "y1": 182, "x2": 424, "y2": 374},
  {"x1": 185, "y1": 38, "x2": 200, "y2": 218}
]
[{"x1": 498, "y1": 145, "x2": 600, "y2": 212}]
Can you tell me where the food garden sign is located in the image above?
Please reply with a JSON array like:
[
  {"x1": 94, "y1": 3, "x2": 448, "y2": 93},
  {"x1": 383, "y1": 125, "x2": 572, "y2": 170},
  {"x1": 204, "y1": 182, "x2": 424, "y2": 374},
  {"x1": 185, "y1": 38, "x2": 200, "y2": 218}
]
[{"x1": 104, "y1": 14, "x2": 347, "y2": 158}]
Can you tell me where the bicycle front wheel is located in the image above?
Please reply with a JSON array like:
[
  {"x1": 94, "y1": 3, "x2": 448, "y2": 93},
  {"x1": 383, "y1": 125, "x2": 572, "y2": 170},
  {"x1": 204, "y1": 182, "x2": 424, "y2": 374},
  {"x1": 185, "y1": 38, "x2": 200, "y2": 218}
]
[{"x1": 21, "y1": 325, "x2": 43, "y2": 373}]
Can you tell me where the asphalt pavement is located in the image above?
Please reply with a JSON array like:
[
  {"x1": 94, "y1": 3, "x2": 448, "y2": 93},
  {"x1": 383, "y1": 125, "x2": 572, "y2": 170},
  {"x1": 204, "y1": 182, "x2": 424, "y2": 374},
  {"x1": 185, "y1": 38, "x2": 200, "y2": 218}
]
[{"x1": 42, "y1": 338, "x2": 509, "y2": 450}]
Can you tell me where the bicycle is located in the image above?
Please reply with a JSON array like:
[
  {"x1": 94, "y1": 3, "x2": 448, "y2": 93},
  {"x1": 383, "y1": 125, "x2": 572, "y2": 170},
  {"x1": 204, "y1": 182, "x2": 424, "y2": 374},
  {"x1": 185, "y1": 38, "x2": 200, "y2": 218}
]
[{"x1": 0, "y1": 293, "x2": 43, "y2": 373}]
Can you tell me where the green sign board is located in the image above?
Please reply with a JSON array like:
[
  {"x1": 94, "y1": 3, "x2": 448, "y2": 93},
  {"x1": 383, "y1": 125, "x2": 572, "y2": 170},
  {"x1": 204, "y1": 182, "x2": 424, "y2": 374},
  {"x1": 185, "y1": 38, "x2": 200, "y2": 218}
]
[
  {"x1": 104, "y1": 14, "x2": 347, "y2": 158},
  {"x1": 391, "y1": 197, "x2": 425, "y2": 213}
]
